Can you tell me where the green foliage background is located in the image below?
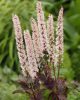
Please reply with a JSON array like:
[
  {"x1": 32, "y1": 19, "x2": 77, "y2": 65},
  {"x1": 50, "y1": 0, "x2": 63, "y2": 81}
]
[{"x1": 0, "y1": 0, "x2": 80, "y2": 100}]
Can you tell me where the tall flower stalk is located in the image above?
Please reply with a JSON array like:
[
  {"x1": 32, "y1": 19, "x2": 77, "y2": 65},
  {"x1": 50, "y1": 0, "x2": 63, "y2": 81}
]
[
  {"x1": 24, "y1": 30, "x2": 39, "y2": 79},
  {"x1": 47, "y1": 15, "x2": 54, "y2": 61},
  {"x1": 54, "y1": 7, "x2": 63, "y2": 78},
  {"x1": 12, "y1": 15, "x2": 28, "y2": 76},
  {"x1": 31, "y1": 18, "x2": 42, "y2": 63},
  {"x1": 36, "y1": 1, "x2": 49, "y2": 53},
  {"x1": 12, "y1": 1, "x2": 68, "y2": 100},
  {"x1": 47, "y1": 15, "x2": 56, "y2": 78}
]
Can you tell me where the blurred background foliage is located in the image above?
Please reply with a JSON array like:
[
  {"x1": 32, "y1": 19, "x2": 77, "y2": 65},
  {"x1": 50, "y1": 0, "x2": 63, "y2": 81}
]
[{"x1": 0, "y1": 0, "x2": 80, "y2": 100}]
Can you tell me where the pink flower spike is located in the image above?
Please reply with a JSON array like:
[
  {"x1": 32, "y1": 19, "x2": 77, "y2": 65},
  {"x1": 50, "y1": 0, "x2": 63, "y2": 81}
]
[
  {"x1": 47, "y1": 15, "x2": 55, "y2": 62},
  {"x1": 12, "y1": 14, "x2": 28, "y2": 76},
  {"x1": 31, "y1": 18, "x2": 42, "y2": 62},
  {"x1": 24, "y1": 30, "x2": 38, "y2": 79},
  {"x1": 54, "y1": 7, "x2": 64, "y2": 69},
  {"x1": 36, "y1": 1, "x2": 49, "y2": 53}
]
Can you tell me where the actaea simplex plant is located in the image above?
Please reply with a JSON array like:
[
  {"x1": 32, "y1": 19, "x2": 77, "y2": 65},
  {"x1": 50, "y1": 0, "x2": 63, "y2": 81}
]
[{"x1": 12, "y1": 1, "x2": 68, "y2": 100}]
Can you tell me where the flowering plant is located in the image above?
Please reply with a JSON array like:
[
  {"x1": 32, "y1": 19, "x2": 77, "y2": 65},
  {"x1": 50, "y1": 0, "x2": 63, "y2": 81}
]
[{"x1": 12, "y1": 1, "x2": 68, "y2": 100}]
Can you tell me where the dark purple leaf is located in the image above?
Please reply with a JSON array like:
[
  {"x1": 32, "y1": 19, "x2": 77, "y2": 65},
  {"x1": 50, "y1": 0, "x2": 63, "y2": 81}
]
[
  {"x1": 48, "y1": 92, "x2": 59, "y2": 100},
  {"x1": 44, "y1": 77, "x2": 54, "y2": 89}
]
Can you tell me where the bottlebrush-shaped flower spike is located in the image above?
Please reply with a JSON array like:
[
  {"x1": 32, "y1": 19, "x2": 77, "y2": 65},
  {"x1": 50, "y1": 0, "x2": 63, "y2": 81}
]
[
  {"x1": 36, "y1": 1, "x2": 49, "y2": 53},
  {"x1": 24, "y1": 30, "x2": 38, "y2": 79},
  {"x1": 31, "y1": 18, "x2": 42, "y2": 62},
  {"x1": 47, "y1": 15, "x2": 55, "y2": 62},
  {"x1": 54, "y1": 7, "x2": 63, "y2": 75},
  {"x1": 12, "y1": 14, "x2": 28, "y2": 76}
]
